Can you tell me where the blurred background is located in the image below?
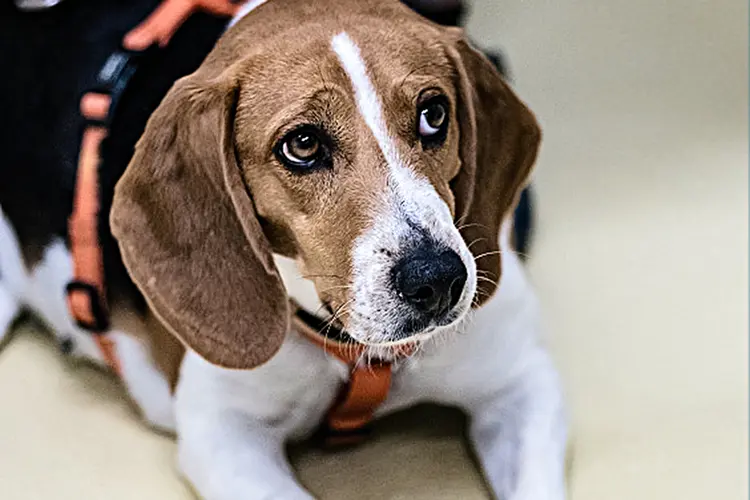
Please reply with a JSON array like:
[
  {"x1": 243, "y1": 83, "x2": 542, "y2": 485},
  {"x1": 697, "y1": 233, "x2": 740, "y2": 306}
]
[
  {"x1": 0, "y1": 0, "x2": 747, "y2": 499},
  {"x1": 468, "y1": 1, "x2": 748, "y2": 498}
]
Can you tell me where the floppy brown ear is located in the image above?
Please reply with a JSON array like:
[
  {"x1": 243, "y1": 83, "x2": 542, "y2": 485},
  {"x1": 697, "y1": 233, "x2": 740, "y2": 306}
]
[
  {"x1": 448, "y1": 34, "x2": 541, "y2": 305},
  {"x1": 110, "y1": 68, "x2": 288, "y2": 370}
]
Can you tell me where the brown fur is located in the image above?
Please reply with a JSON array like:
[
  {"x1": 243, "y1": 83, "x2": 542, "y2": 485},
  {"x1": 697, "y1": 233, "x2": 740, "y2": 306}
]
[
  {"x1": 447, "y1": 33, "x2": 541, "y2": 304},
  {"x1": 110, "y1": 0, "x2": 540, "y2": 370}
]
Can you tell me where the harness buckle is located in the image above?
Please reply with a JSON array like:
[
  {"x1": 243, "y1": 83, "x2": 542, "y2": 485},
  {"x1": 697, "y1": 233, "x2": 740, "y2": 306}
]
[
  {"x1": 65, "y1": 281, "x2": 110, "y2": 332},
  {"x1": 84, "y1": 48, "x2": 154, "y2": 127}
]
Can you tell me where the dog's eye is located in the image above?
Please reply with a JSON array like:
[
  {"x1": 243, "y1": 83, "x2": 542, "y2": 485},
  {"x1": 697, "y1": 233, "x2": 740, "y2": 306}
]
[
  {"x1": 417, "y1": 96, "x2": 449, "y2": 147},
  {"x1": 419, "y1": 103, "x2": 446, "y2": 135},
  {"x1": 285, "y1": 131, "x2": 319, "y2": 161},
  {"x1": 275, "y1": 126, "x2": 330, "y2": 172}
]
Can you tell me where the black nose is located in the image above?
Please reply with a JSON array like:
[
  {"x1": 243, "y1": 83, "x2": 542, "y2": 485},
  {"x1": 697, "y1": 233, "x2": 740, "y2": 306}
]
[{"x1": 393, "y1": 247, "x2": 468, "y2": 318}]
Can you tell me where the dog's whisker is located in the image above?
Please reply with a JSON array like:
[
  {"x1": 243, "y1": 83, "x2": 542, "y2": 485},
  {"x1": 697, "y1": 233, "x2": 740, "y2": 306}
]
[
  {"x1": 301, "y1": 273, "x2": 346, "y2": 280},
  {"x1": 466, "y1": 237, "x2": 487, "y2": 250},
  {"x1": 477, "y1": 275, "x2": 499, "y2": 287},
  {"x1": 315, "y1": 284, "x2": 353, "y2": 298},
  {"x1": 454, "y1": 213, "x2": 471, "y2": 228},
  {"x1": 473, "y1": 250, "x2": 504, "y2": 261},
  {"x1": 473, "y1": 289, "x2": 493, "y2": 303},
  {"x1": 456, "y1": 222, "x2": 489, "y2": 232},
  {"x1": 312, "y1": 302, "x2": 329, "y2": 317},
  {"x1": 321, "y1": 284, "x2": 352, "y2": 290},
  {"x1": 317, "y1": 299, "x2": 353, "y2": 350}
]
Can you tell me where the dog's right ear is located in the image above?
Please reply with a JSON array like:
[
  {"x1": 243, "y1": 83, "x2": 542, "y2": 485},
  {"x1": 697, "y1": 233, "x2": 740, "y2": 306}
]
[
  {"x1": 445, "y1": 31, "x2": 541, "y2": 306},
  {"x1": 111, "y1": 67, "x2": 288, "y2": 370}
]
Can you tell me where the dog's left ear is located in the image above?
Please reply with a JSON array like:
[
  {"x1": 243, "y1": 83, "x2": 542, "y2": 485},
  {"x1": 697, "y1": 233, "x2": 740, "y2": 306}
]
[
  {"x1": 446, "y1": 31, "x2": 541, "y2": 305},
  {"x1": 110, "y1": 62, "x2": 289, "y2": 370}
]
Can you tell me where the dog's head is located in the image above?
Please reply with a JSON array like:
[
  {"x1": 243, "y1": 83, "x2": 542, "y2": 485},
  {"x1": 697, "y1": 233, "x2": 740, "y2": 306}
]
[{"x1": 110, "y1": 0, "x2": 540, "y2": 369}]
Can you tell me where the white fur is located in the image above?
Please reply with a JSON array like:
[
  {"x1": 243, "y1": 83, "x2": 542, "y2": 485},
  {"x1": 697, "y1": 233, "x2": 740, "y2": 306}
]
[
  {"x1": 109, "y1": 330, "x2": 175, "y2": 432},
  {"x1": 26, "y1": 240, "x2": 106, "y2": 362},
  {"x1": 176, "y1": 242, "x2": 566, "y2": 500},
  {"x1": 0, "y1": 285, "x2": 18, "y2": 345},
  {"x1": 14, "y1": 0, "x2": 64, "y2": 10},
  {"x1": 0, "y1": 205, "x2": 174, "y2": 432},
  {"x1": 227, "y1": 0, "x2": 269, "y2": 29},
  {"x1": 0, "y1": 209, "x2": 23, "y2": 342},
  {"x1": 273, "y1": 254, "x2": 329, "y2": 319}
]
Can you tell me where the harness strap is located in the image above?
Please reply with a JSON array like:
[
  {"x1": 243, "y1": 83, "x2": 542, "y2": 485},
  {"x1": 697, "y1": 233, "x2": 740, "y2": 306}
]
[
  {"x1": 324, "y1": 365, "x2": 392, "y2": 446},
  {"x1": 124, "y1": 0, "x2": 239, "y2": 50},
  {"x1": 291, "y1": 306, "x2": 413, "y2": 447},
  {"x1": 67, "y1": 93, "x2": 120, "y2": 374}
]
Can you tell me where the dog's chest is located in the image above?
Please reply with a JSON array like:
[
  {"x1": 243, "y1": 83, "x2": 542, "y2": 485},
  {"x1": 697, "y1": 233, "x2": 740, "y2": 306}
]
[
  {"x1": 178, "y1": 252, "x2": 537, "y2": 441},
  {"x1": 177, "y1": 331, "x2": 347, "y2": 440}
]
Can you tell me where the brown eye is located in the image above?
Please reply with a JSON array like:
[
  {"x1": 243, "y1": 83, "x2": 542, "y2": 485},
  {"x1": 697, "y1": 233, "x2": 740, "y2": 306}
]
[
  {"x1": 284, "y1": 132, "x2": 319, "y2": 162},
  {"x1": 419, "y1": 102, "x2": 446, "y2": 136},
  {"x1": 417, "y1": 96, "x2": 449, "y2": 147},
  {"x1": 275, "y1": 126, "x2": 330, "y2": 172}
]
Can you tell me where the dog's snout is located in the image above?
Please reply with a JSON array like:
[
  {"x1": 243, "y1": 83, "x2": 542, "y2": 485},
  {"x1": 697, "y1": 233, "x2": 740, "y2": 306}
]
[{"x1": 393, "y1": 246, "x2": 467, "y2": 318}]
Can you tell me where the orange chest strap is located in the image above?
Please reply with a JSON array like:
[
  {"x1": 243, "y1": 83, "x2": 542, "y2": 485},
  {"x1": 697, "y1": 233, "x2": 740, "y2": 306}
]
[
  {"x1": 291, "y1": 307, "x2": 414, "y2": 448},
  {"x1": 67, "y1": 43, "x2": 155, "y2": 375},
  {"x1": 66, "y1": 93, "x2": 120, "y2": 374}
]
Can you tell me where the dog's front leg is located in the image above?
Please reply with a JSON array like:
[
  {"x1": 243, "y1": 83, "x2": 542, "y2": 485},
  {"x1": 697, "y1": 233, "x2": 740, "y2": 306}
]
[
  {"x1": 177, "y1": 408, "x2": 313, "y2": 500},
  {"x1": 469, "y1": 349, "x2": 567, "y2": 500}
]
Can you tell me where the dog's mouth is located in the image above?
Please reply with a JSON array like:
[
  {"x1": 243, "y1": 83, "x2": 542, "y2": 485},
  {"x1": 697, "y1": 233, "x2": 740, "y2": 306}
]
[
  {"x1": 392, "y1": 305, "x2": 466, "y2": 339},
  {"x1": 321, "y1": 297, "x2": 472, "y2": 349},
  {"x1": 295, "y1": 306, "x2": 351, "y2": 344}
]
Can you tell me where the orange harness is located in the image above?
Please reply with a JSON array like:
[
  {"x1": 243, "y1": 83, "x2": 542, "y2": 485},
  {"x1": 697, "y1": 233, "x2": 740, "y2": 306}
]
[
  {"x1": 66, "y1": 92, "x2": 121, "y2": 375},
  {"x1": 291, "y1": 307, "x2": 414, "y2": 446},
  {"x1": 66, "y1": 0, "x2": 397, "y2": 447}
]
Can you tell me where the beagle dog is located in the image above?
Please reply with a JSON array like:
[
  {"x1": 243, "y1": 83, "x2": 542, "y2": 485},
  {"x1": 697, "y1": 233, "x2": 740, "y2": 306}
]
[{"x1": 0, "y1": 0, "x2": 567, "y2": 498}]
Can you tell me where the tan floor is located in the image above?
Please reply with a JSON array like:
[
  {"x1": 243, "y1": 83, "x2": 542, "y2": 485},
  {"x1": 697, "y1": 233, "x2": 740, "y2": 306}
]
[{"x1": 0, "y1": 0, "x2": 747, "y2": 499}]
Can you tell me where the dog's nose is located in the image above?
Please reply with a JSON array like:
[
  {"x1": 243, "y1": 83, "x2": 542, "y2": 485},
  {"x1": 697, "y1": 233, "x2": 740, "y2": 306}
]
[{"x1": 393, "y1": 247, "x2": 467, "y2": 318}]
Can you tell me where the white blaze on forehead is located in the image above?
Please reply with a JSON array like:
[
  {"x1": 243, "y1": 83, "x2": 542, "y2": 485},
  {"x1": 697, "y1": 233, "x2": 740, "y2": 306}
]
[
  {"x1": 330, "y1": 31, "x2": 457, "y2": 234},
  {"x1": 331, "y1": 32, "x2": 404, "y2": 172}
]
